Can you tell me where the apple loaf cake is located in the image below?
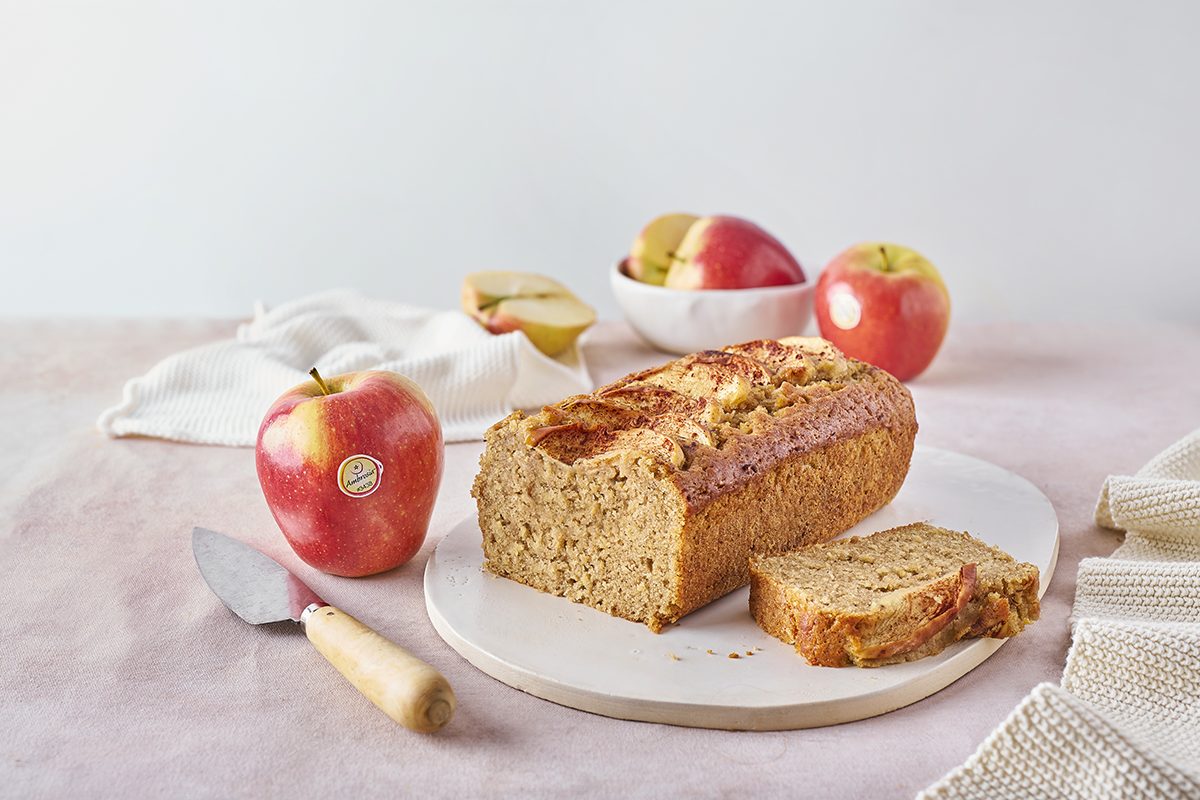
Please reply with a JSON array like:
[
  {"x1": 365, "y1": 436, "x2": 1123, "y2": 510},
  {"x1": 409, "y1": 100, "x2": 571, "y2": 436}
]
[
  {"x1": 750, "y1": 523, "x2": 1040, "y2": 666},
  {"x1": 472, "y1": 337, "x2": 917, "y2": 631}
]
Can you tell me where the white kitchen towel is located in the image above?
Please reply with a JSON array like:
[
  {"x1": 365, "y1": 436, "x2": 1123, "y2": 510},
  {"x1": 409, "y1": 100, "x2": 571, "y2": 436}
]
[
  {"x1": 919, "y1": 428, "x2": 1200, "y2": 800},
  {"x1": 97, "y1": 290, "x2": 593, "y2": 444}
]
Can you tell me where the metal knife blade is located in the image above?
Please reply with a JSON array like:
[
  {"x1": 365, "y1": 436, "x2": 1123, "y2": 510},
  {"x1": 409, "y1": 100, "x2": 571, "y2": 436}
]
[{"x1": 192, "y1": 527, "x2": 324, "y2": 625}]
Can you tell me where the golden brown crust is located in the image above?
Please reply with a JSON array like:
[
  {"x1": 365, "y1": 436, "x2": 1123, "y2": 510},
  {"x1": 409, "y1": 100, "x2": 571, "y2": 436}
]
[
  {"x1": 672, "y1": 424, "x2": 915, "y2": 622},
  {"x1": 670, "y1": 369, "x2": 914, "y2": 512},
  {"x1": 473, "y1": 337, "x2": 918, "y2": 631}
]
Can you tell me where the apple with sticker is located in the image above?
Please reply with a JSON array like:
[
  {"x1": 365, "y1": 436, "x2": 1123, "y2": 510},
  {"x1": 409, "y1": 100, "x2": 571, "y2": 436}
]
[
  {"x1": 815, "y1": 243, "x2": 950, "y2": 382},
  {"x1": 255, "y1": 368, "x2": 444, "y2": 576}
]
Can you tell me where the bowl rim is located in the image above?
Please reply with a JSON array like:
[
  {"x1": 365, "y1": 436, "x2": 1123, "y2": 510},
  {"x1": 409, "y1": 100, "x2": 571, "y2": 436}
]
[{"x1": 611, "y1": 259, "x2": 811, "y2": 297}]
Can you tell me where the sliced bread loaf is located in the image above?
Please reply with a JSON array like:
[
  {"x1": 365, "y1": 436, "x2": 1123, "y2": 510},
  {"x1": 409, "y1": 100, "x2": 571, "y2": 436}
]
[
  {"x1": 474, "y1": 337, "x2": 916, "y2": 632},
  {"x1": 749, "y1": 523, "x2": 1040, "y2": 667}
]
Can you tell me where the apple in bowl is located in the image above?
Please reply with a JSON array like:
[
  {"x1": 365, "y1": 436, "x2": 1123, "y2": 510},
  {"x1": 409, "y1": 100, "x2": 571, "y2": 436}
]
[
  {"x1": 627, "y1": 213, "x2": 805, "y2": 290},
  {"x1": 626, "y1": 213, "x2": 698, "y2": 285},
  {"x1": 814, "y1": 243, "x2": 950, "y2": 381},
  {"x1": 614, "y1": 212, "x2": 812, "y2": 353},
  {"x1": 256, "y1": 369, "x2": 444, "y2": 577}
]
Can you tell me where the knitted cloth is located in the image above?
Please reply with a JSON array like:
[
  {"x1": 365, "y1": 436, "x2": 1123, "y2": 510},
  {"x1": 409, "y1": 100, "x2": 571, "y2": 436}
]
[
  {"x1": 96, "y1": 290, "x2": 592, "y2": 444},
  {"x1": 920, "y1": 429, "x2": 1200, "y2": 800}
]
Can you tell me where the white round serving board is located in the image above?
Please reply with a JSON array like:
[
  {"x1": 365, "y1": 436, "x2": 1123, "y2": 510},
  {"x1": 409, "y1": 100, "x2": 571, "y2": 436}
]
[{"x1": 425, "y1": 446, "x2": 1058, "y2": 730}]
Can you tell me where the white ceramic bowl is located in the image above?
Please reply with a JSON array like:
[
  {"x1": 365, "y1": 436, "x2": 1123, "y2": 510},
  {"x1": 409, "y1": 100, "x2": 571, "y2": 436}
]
[{"x1": 610, "y1": 261, "x2": 815, "y2": 354}]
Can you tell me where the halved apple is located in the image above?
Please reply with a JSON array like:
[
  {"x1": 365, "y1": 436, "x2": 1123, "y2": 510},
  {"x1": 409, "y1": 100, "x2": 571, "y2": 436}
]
[
  {"x1": 626, "y1": 213, "x2": 699, "y2": 285},
  {"x1": 461, "y1": 271, "x2": 596, "y2": 357}
]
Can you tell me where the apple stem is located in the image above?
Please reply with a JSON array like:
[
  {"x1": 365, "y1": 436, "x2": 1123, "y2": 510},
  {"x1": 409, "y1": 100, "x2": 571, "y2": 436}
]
[
  {"x1": 879, "y1": 246, "x2": 891, "y2": 272},
  {"x1": 309, "y1": 367, "x2": 332, "y2": 396}
]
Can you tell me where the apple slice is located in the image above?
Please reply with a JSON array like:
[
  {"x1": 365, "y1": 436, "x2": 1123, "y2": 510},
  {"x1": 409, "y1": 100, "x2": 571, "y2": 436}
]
[
  {"x1": 626, "y1": 213, "x2": 699, "y2": 285},
  {"x1": 461, "y1": 271, "x2": 571, "y2": 311},
  {"x1": 461, "y1": 271, "x2": 596, "y2": 358},
  {"x1": 486, "y1": 296, "x2": 595, "y2": 357}
]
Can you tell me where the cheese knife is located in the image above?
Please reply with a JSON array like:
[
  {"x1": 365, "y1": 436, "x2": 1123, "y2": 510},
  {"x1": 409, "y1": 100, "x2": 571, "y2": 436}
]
[{"x1": 191, "y1": 527, "x2": 455, "y2": 733}]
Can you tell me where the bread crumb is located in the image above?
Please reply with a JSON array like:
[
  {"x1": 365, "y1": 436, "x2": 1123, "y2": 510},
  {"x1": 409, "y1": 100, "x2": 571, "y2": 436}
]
[
  {"x1": 728, "y1": 652, "x2": 740, "y2": 659},
  {"x1": 745, "y1": 650, "x2": 754, "y2": 656},
  {"x1": 668, "y1": 652, "x2": 681, "y2": 661},
  {"x1": 706, "y1": 649, "x2": 715, "y2": 655}
]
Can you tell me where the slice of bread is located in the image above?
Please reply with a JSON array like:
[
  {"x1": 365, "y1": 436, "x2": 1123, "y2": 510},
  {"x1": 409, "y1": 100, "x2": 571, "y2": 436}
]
[{"x1": 749, "y1": 523, "x2": 1040, "y2": 667}]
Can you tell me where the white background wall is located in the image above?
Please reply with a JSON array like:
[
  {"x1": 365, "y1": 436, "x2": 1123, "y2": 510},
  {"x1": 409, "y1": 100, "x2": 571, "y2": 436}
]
[{"x1": 3, "y1": 1, "x2": 1198, "y2": 323}]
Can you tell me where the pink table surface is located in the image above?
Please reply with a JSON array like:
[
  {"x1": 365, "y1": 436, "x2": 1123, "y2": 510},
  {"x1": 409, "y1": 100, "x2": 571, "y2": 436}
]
[{"x1": 3, "y1": 318, "x2": 1199, "y2": 799}]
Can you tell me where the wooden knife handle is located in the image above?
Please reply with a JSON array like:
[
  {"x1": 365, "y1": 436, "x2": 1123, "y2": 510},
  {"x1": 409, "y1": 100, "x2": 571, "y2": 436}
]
[{"x1": 303, "y1": 604, "x2": 456, "y2": 733}]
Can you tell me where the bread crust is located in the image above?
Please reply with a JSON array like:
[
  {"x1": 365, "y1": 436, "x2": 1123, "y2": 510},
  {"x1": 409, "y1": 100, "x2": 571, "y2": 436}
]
[{"x1": 473, "y1": 338, "x2": 917, "y2": 631}]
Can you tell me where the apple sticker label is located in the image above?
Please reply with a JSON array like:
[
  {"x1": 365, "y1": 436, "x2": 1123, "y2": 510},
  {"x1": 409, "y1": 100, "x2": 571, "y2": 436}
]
[
  {"x1": 829, "y1": 285, "x2": 862, "y2": 331},
  {"x1": 338, "y1": 454, "x2": 383, "y2": 498}
]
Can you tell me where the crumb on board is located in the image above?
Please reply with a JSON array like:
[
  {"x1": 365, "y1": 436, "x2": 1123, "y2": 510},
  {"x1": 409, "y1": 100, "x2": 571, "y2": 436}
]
[
  {"x1": 706, "y1": 649, "x2": 716, "y2": 655},
  {"x1": 728, "y1": 652, "x2": 740, "y2": 659},
  {"x1": 668, "y1": 652, "x2": 681, "y2": 661},
  {"x1": 745, "y1": 650, "x2": 754, "y2": 656}
]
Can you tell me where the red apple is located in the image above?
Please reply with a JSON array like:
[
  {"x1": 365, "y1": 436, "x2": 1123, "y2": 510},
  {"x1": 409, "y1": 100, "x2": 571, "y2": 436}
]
[
  {"x1": 256, "y1": 368, "x2": 444, "y2": 577},
  {"x1": 664, "y1": 215, "x2": 805, "y2": 290},
  {"x1": 814, "y1": 243, "x2": 950, "y2": 381}
]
